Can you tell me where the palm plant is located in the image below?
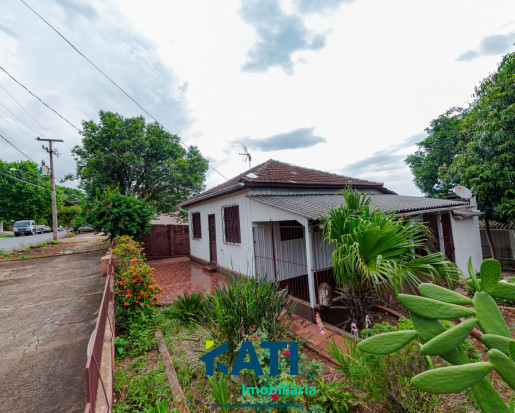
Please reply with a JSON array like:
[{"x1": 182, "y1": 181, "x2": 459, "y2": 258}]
[{"x1": 321, "y1": 189, "x2": 459, "y2": 328}]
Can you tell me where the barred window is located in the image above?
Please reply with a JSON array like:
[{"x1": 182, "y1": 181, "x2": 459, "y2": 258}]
[
  {"x1": 279, "y1": 220, "x2": 304, "y2": 241},
  {"x1": 191, "y1": 212, "x2": 201, "y2": 240},
  {"x1": 223, "y1": 205, "x2": 241, "y2": 244}
]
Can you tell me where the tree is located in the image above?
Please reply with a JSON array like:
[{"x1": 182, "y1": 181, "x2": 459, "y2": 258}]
[
  {"x1": 58, "y1": 205, "x2": 82, "y2": 237},
  {"x1": 405, "y1": 51, "x2": 515, "y2": 259},
  {"x1": 71, "y1": 111, "x2": 209, "y2": 214},
  {"x1": 0, "y1": 160, "x2": 52, "y2": 223},
  {"x1": 448, "y1": 52, "x2": 515, "y2": 259},
  {"x1": 86, "y1": 188, "x2": 156, "y2": 240},
  {"x1": 405, "y1": 107, "x2": 466, "y2": 198},
  {"x1": 321, "y1": 190, "x2": 459, "y2": 328}
]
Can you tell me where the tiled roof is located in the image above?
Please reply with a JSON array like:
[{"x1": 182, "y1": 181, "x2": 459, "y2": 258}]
[
  {"x1": 247, "y1": 194, "x2": 469, "y2": 220},
  {"x1": 180, "y1": 159, "x2": 394, "y2": 207}
]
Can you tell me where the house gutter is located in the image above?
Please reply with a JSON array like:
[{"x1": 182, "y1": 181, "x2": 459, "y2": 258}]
[
  {"x1": 396, "y1": 204, "x2": 476, "y2": 217},
  {"x1": 178, "y1": 183, "x2": 245, "y2": 209}
]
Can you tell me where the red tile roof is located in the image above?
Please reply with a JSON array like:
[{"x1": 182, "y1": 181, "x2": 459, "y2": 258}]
[{"x1": 180, "y1": 159, "x2": 394, "y2": 207}]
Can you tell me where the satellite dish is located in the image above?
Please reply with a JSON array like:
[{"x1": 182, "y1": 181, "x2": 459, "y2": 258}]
[{"x1": 454, "y1": 186, "x2": 472, "y2": 199}]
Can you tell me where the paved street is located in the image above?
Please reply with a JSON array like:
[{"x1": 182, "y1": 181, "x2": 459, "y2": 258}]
[
  {"x1": 0, "y1": 251, "x2": 105, "y2": 413},
  {"x1": 0, "y1": 231, "x2": 69, "y2": 252}
]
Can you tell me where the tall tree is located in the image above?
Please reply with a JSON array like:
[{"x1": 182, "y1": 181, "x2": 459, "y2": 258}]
[
  {"x1": 449, "y1": 52, "x2": 515, "y2": 258},
  {"x1": 0, "y1": 160, "x2": 52, "y2": 223},
  {"x1": 405, "y1": 107, "x2": 466, "y2": 198},
  {"x1": 71, "y1": 111, "x2": 209, "y2": 214}
]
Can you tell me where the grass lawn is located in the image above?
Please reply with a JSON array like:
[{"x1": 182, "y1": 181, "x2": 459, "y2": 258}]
[{"x1": 0, "y1": 234, "x2": 14, "y2": 238}]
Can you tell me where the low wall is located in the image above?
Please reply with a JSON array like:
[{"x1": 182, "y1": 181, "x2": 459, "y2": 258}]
[{"x1": 141, "y1": 224, "x2": 190, "y2": 259}]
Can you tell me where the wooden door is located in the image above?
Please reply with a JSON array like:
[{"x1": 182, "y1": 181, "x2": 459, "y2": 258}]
[
  {"x1": 441, "y1": 213, "x2": 455, "y2": 263},
  {"x1": 208, "y1": 214, "x2": 217, "y2": 264}
]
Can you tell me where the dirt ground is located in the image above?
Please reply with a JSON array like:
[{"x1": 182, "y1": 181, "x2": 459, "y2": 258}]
[{"x1": 0, "y1": 249, "x2": 106, "y2": 413}]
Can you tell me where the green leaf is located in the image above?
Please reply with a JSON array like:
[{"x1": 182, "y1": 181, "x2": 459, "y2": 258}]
[
  {"x1": 468, "y1": 257, "x2": 481, "y2": 291},
  {"x1": 509, "y1": 342, "x2": 515, "y2": 362},
  {"x1": 487, "y1": 349, "x2": 515, "y2": 391},
  {"x1": 480, "y1": 259, "x2": 502, "y2": 292},
  {"x1": 357, "y1": 330, "x2": 418, "y2": 354},
  {"x1": 411, "y1": 362, "x2": 493, "y2": 394},
  {"x1": 481, "y1": 334, "x2": 515, "y2": 356},
  {"x1": 420, "y1": 318, "x2": 477, "y2": 356},
  {"x1": 473, "y1": 291, "x2": 511, "y2": 338},
  {"x1": 471, "y1": 379, "x2": 511, "y2": 413},
  {"x1": 418, "y1": 283, "x2": 473, "y2": 305},
  {"x1": 398, "y1": 294, "x2": 475, "y2": 319}
]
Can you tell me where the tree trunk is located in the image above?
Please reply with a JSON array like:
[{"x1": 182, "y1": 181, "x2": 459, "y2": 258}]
[
  {"x1": 0, "y1": 220, "x2": 3, "y2": 234},
  {"x1": 484, "y1": 219, "x2": 497, "y2": 260}
]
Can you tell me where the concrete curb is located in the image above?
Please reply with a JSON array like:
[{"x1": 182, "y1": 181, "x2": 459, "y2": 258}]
[
  {"x1": 1, "y1": 248, "x2": 106, "y2": 263},
  {"x1": 154, "y1": 329, "x2": 189, "y2": 412}
]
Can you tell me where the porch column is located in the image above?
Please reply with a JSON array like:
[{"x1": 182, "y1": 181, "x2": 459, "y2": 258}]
[{"x1": 303, "y1": 219, "x2": 317, "y2": 309}]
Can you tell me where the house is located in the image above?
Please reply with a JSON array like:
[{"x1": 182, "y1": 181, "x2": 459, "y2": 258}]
[{"x1": 179, "y1": 159, "x2": 482, "y2": 314}]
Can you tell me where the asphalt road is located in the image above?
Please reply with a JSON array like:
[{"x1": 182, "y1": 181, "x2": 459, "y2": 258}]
[
  {"x1": 0, "y1": 231, "x2": 69, "y2": 252},
  {"x1": 0, "y1": 251, "x2": 105, "y2": 413}
]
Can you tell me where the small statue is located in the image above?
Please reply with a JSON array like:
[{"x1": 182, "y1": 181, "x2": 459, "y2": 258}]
[{"x1": 318, "y1": 282, "x2": 332, "y2": 307}]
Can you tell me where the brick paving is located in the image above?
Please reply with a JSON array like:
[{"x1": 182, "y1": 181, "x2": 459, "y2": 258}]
[
  {"x1": 150, "y1": 257, "x2": 225, "y2": 305},
  {"x1": 287, "y1": 313, "x2": 352, "y2": 365}
]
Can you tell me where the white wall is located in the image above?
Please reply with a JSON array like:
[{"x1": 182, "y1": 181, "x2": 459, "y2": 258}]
[
  {"x1": 187, "y1": 190, "x2": 255, "y2": 276},
  {"x1": 450, "y1": 213, "x2": 483, "y2": 276}
]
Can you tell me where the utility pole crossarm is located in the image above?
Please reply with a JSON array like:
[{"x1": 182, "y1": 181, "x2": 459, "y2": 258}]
[{"x1": 36, "y1": 137, "x2": 63, "y2": 241}]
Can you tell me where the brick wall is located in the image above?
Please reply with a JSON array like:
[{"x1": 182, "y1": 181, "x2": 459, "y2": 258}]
[{"x1": 140, "y1": 224, "x2": 190, "y2": 259}]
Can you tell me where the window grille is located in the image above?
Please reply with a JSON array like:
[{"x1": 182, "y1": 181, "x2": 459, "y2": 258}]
[
  {"x1": 191, "y1": 212, "x2": 201, "y2": 239},
  {"x1": 223, "y1": 205, "x2": 241, "y2": 244},
  {"x1": 279, "y1": 220, "x2": 304, "y2": 241}
]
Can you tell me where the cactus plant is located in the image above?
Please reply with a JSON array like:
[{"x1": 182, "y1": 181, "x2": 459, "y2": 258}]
[{"x1": 357, "y1": 258, "x2": 515, "y2": 412}]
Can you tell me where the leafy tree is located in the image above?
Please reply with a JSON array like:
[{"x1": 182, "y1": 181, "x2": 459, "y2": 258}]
[
  {"x1": 71, "y1": 110, "x2": 209, "y2": 214},
  {"x1": 449, "y1": 52, "x2": 515, "y2": 258},
  {"x1": 58, "y1": 205, "x2": 82, "y2": 237},
  {"x1": 405, "y1": 107, "x2": 466, "y2": 198},
  {"x1": 86, "y1": 188, "x2": 156, "y2": 240},
  {"x1": 0, "y1": 160, "x2": 52, "y2": 223},
  {"x1": 405, "y1": 51, "x2": 515, "y2": 259},
  {"x1": 321, "y1": 189, "x2": 459, "y2": 328}
]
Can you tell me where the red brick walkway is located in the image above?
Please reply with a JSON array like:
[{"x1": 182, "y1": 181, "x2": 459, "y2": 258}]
[
  {"x1": 150, "y1": 257, "x2": 225, "y2": 305},
  {"x1": 287, "y1": 313, "x2": 351, "y2": 364}
]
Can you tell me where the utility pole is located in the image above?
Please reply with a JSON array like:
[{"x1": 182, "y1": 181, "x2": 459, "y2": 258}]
[{"x1": 37, "y1": 137, "x2": 63, "y2": 241}]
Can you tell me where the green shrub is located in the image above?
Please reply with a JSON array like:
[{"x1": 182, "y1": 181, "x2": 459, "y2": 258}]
[
  {"x1": 86, "y1": 188, "x2": 156, "y2": 240},
  {"x1": 329, "y1": 319, "x2": 440, "y2": 412},
  {"x1": 310, "y1": 378, "x2": 355, "y2": 413},
  {"x1": 202, "y1": 273, "x2": 294, "y2": 362},
  {"x1": 163, "y1": 292, "x2": 205, "y2": 325},
  {"x1": 114, "y1": 356, "x2": 173, "y2": 413},
  {"x1": 113, "y1": 236, "x2": 162, "y2": 323}
]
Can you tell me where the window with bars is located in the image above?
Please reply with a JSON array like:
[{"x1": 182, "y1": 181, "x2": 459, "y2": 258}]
[
  {"x1": 191, "y1": 212, "x2": 201, "y2": 240},
  {"x1": 223, "y1": 205, "x2": 241, "y2": 244},
  {"x1": 279, "y1": 220, "x2": 304, "y2": 241}
]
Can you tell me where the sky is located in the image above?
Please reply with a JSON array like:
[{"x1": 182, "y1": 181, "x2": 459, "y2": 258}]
[{"x1": 0, "y1": 0, "x2": 514, "y2": 196}]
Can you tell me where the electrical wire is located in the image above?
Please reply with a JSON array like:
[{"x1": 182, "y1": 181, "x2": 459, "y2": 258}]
[
  {"x1": 18, "y1": 0, "x2": 227, "y2": 181},
  {"x1": 0, "y1": 132, "x2": 37, "y2": 163}
]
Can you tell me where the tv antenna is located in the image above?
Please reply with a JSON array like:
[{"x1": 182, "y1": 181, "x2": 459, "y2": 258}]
[{"x1": 239, "y1": 145, "x2": 252, "y2": 169}]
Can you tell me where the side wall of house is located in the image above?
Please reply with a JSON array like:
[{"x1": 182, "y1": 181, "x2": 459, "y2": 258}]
[
  {"x1": 450, "y1": 213, "x2": 483, "y2": 275},
  {"x1": 187, "y1": 190, "x2": 255, "y2": 276}
]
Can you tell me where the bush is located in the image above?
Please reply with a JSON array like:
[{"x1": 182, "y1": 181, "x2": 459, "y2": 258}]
[
  {"x1": 163, "y1": 292, "x2": 205, "y2": 325},
  {"x1": 112, "y1": 236, "x2": 162, "y2": 323},
  {"x1": 86, "y1": 188, "x2": 156, "y2": 240},
  {"x1": 202, "y1": 272, "x2": 294, "y2": 362},
  {"x1": 337, "y1": 320, "x2": 440, "y2": 412}
]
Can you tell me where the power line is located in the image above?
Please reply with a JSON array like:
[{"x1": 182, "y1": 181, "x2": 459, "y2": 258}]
[
  {"x1": 0, "y1": 66, "x2": 80, "y2": 132},
  {"x1": 0, "y1": 132, "x2": 37, "y2": 163},
  {"x1": 0, "y1": 82, "x2": 53, "y2": 135},
  {"x1": 19, "y1": 0, "x2": 227, "y2": 181},
  {"x1": 0, "y1": 99, "x2": 43, "y2": 137}
]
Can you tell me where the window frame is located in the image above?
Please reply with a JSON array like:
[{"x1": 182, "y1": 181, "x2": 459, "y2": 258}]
[
  {"x1": 191, "y1": 212, "x2": 202, "y2": 240},
  {"x1": 222, "y1": 204, "x2": 241, "y2": 244}
]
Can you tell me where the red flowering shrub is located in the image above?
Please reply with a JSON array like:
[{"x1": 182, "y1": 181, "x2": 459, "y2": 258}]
[{"x1": 113, "y1": 236, "x2": 162, "y2": 317}]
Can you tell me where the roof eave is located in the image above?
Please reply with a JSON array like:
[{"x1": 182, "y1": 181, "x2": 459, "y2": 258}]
[{"x1": 178, "y1": 183, "x2": 245, "y2": 208}]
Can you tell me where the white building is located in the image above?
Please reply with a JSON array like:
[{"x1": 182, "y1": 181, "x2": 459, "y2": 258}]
[{"x1": 179, "y1": 159, "x2": 482, "y2": 315}]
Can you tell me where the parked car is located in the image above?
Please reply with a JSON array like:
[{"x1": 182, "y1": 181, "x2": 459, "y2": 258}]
[
  {"x1": 77, "y1": 224, "x2": 94, "y2": 233},
  {"x1": 43, "y1": 226, "x2": 51, "y2": 233},
  {"x1": 13, "y1": 220, "x2": 45, "y2": 236}
]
